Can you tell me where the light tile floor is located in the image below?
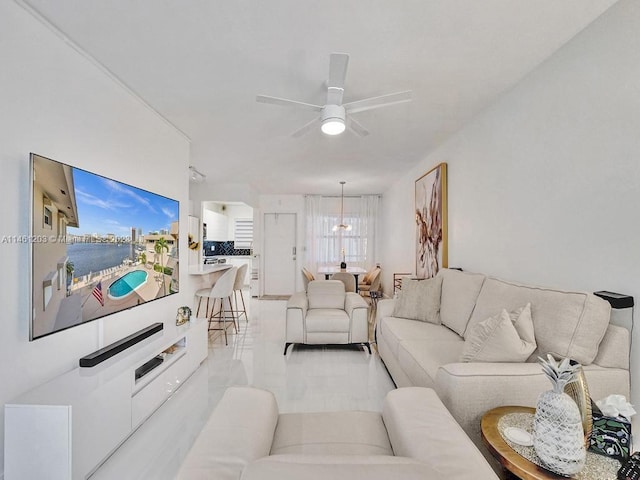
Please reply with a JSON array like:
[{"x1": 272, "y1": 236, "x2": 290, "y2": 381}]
[{"x1": 90, "y1": 292, "x2": 395, "y2": 479}]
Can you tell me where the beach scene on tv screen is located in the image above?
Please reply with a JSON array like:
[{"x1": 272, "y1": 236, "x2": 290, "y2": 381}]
[{"x1": 31, "y1": 154, "x2": 179, "y2": 340}]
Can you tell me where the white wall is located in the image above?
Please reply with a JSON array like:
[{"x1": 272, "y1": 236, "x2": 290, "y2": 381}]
[
  {"x1": 381, "y1": 0, "x2": 640, "y2": 403},
  {"x1": 0, "y1": 2, "x2": 190, "y2": 474}
]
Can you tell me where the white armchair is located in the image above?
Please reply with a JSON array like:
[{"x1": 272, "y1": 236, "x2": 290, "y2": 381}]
[{"x1": 284, "y1": 280, "x2": 370, "y2": 354}]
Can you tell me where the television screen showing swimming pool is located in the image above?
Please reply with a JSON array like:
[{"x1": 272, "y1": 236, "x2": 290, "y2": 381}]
[{"x1": 29, "y1": 153, "x2": 180, "y2": 340}]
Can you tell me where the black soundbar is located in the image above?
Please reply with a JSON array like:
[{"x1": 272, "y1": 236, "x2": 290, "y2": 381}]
[
  {"x1": 135, "y1": 355, "x2": 164, "y2": 380},
  {"x1": 79, "y1": 322, "x2": 164, "y2": 367}
]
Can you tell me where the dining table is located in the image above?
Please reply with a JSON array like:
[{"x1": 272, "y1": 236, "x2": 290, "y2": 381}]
[{"x1": 317, "y1": 266, "x2": 367, "y2": 293}]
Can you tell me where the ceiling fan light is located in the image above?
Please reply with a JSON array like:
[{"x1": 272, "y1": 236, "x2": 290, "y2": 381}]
[
  {"x1": 320, "y1": 104, "x2": 346, "y2": 135},
  {"x1": 321, "y1": 118, "x2": 346, "y2": 135}
]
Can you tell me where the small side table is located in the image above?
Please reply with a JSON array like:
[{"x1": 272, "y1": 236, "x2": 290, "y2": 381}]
[
  {"x1": 482, "y1": 406, "x2": 565, "y2": 479},
  {"x1": 393, "y1": 272, "x2": 411, "y2": 295},
  {"x1": 481, "y1": 406, "x2": 620, "y2": 480}
]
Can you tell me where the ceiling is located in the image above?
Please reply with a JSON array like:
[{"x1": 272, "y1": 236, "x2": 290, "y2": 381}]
[{"x1": 23, "y1": 0, "x2": 618, "y2": 195}]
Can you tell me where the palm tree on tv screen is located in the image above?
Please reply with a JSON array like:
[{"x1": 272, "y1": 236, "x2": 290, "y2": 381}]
[
  {"x1": 66, "y1": 261, "x2": 74, "y2": 291},
  {"x1": 154, "y1": 238, "x2": 170, "y2": 295}
]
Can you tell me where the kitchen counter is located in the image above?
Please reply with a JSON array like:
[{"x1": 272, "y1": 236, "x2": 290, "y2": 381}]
[
  {"x1": 188, "y1": 264, "x2": 233, "y2": 276},
  {"x1": 202, "y1": 256, "x2": 252, "y2": 287},
  {"x1": 189, "y1": 263, "x2": 234, "y2": 291}
]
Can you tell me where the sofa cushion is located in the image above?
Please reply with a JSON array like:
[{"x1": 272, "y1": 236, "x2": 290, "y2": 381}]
[
  {"x1": 460, "y1": 303, "x2": 536, "y2": 362},
  {"x1": 241, "y1": 455, "x2": 441, "y2": 480},
  {"x1": 378, "y1": 317, "x2": 461, "y2": 359},
  {"x1": 305, "y1": 332, "x2": 349, "y2": 344},
  {"x1": 466, "y1": 277, "x2": 610, "y2": 365},
  {"x1": 271, "y1": 411, "x2": 392, "y2": 456},
  {"x1": 392, "y1": 276, "x2": 442, "y2": 324},
  {"x1": 305, "y1": 309, "x2": 350, "y2": 333},
  {"x1": 440, "y1": 269, "x2": 486, "y2": 336},
  {"x1": 307, "y1": 280, "x2": 346, "y2": 309},
  {"x1": 398, "y1": 338, "x2": 464, "y2": 387}
]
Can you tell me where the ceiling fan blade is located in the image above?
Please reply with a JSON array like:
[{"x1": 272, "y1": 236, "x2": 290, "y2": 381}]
[
  {"x1": 343, "y1": 90, "x2": 412, "y2": 114},
  {"x1": 328, "y1": 53, "x2": 349, "y2": 90},
  {"x1": 256, "y1": 95, "x2": 323, "y2": 111},
  {"x1": 348, "y1": 116, "x2": 370, "y2": 137},
  {"x1": 291, "y1": 117, "x2": 321, "y2": 138}
]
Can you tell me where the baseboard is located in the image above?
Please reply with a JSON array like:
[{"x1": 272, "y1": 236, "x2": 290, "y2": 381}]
[{"x1": 259, "y1": 295, "x2": 290, "y2": 300}]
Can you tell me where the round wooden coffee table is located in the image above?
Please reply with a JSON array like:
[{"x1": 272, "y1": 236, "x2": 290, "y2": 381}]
[
  {"x1": 482, "y1": 406, "x2": 566, "y2": 479},
  {"x1": 482, "y1": 406, "x2": 620, "y2": 480}
]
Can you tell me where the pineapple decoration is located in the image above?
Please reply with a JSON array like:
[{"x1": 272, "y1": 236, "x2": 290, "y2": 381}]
[{"x1": 533, "y1": 354, "x2": 586, "y2": 476}]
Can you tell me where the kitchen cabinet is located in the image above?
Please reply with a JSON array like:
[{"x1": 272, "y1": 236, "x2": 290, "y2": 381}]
[{"x1": 203, "y1": 210, "x2": 228, "y2": 241}]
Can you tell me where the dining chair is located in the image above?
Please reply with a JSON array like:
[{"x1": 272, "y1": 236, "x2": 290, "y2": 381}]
[
  {"x1": 301, "y1": 267, "x2": 315, "y2": 291},
  {"x1": 330, "y1": 272, "x2": 356, "y2": 292},
  {"x1": 194, "y1": 266, "x2": 238, "y2": 345},
  {"x1": 233, "y1": 263, "x2": 249, "y2": 323},
  {"x1": 358, "y1": 266, "x2": 382, "y2": 297}
]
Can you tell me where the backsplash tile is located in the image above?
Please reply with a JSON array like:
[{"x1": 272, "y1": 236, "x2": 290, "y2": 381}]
[{"x1": 203, "y1": 241, "x2": 251, "y2": 256}]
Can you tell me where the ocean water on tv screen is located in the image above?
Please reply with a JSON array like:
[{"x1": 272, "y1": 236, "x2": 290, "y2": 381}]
[{"x1": 68, "y1": 243, "x2": 136, "y2": 278}]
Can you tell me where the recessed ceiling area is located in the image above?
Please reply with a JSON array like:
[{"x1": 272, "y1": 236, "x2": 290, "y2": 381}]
[{"x1": 22, "y1": 0, "x2": 618, "y2": 195}]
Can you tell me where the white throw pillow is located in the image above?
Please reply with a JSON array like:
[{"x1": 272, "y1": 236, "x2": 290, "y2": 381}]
[
  {"x1": 460, "y1": 303, "x2": 536, "y2": 362},
  {"x1": 391, "y1": 276, "x2": 442, "y2": 324}
]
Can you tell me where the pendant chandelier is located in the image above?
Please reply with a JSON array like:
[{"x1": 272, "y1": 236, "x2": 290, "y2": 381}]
[{"x1": 332, "y1": 181, "x2": 352, "y2": 232}]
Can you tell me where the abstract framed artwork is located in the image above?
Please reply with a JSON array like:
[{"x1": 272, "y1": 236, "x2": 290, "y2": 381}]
[{"x1": 415, "y1": 162, "x2": 447, "y2": 278}]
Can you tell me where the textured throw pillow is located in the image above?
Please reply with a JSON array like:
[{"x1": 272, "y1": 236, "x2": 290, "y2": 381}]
[
  {"x1": 391, "y1": 276, "x2": 442, "y2": 324},
  {"x1": 460, "y1": 303, "x2": 536, "y2": 362}
]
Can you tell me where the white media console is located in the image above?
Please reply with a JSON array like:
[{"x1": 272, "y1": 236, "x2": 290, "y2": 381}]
[{"x1": 4, "y1": 319, "x2": 208, "y2": 480}]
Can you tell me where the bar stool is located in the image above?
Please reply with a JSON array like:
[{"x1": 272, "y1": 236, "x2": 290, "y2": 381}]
[
  {"x1": 195, "y1": 266, "x2": 238, "y2": 345},
  {"x1": 232, "y1": 263, "x2": 248, "y2": 323}
]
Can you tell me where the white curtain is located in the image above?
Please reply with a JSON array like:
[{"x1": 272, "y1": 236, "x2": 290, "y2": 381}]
[{"x1": 304, "y1": 194, "x2": 380, "y2": 277}]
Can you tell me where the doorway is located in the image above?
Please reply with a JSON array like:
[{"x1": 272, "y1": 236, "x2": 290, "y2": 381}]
[{"x1": 263, "y1": 213, "x2": 297, "y2": 295}]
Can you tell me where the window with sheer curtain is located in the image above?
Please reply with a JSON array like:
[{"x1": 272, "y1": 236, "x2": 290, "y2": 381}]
[{"x1": 304, "y1": 195, "x2": 380, "y2": 275}]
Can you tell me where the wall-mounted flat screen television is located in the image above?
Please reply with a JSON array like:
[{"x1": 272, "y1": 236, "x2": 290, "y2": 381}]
[{"x1": 30, "y1": 153, "x2": 180, "y2": 341}]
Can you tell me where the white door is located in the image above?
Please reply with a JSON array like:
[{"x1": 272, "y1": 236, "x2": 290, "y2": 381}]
[{"x1": 263, "y1": 213, "x2": 296, "y2": 295}]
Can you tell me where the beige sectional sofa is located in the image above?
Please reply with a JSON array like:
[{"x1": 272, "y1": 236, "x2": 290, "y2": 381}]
[
  {"x1": 178, "y1": 386, "x2": 498, "y2": 479},
  {"x1": 376, "y1": 268, "x2": 631, "y2": 453}
]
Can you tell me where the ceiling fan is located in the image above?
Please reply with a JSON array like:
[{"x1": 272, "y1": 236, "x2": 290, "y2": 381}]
[{"x1": 256, "y1": 53, "x2": 412, "y2": 137}]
